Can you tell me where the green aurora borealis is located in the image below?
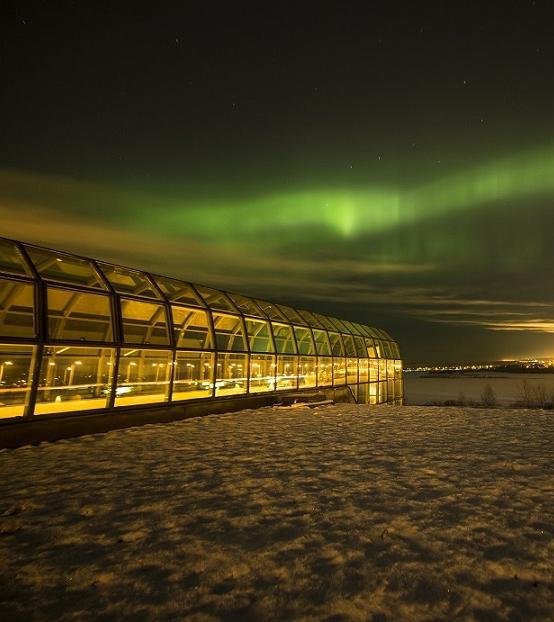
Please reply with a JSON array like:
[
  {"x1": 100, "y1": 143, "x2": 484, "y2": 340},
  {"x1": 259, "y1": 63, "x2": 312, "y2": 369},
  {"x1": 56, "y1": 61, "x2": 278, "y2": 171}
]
[{"x1": 3, "y1": 2, "x2": 554, "y2": 363}]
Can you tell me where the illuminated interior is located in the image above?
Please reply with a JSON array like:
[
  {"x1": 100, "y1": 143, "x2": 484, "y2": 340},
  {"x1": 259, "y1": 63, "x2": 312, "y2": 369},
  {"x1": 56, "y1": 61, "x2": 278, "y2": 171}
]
[{"x1": 0, "y1": 237, "x2": 403, "y2": 419}]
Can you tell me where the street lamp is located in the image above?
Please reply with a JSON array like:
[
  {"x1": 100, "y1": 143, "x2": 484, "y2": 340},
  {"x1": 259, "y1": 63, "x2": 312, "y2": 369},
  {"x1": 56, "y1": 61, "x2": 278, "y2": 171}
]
[{"x1": 0, "y1": 360, "x2": 13, "y2": 385}]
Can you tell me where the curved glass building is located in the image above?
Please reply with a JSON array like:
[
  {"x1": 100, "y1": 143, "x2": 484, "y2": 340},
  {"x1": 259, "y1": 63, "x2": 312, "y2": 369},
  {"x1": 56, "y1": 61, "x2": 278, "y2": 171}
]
[{"x1": 0, "y1": 237, "x2": 403, "y2": 420}]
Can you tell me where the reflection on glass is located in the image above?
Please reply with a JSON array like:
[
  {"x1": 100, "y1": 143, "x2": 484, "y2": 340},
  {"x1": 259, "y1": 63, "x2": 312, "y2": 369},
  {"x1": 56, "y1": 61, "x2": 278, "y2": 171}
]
[
  {"x1": 313, "y1": 329, "x2": 331, "y2": 356},
  {"x1": 317, "y1": 356, "x2": 333, "y2": 387},
  {"x1": 370, "y1": 358, "x2": 379, "y2": 382},
  {"x1": 245, "y1": 318, "x2": 274, "y2": 352},
  {"x1": 215, "y1": 353, "x2": 248, "y2": 396},
  {"x1": 379, "y1": 358, "x2": 387, "y2": 380},
  {"x1": 172, "y1": 307, "x2": 213, "y2": 349},
  {"x1": 276, "y1": 355, "x2": 297, "y2": 390},
  {"x1": 342, "y1": 335, "x2": 356, "y2": 357},
  {"x1": 333, "y1": 358, "x2": 346, "y2": 385},
  {"x1": 272, "y1": 322, "x2": 296, "y2": 354},
  {"x1": 369, "y1": 383, "x2": 378, "y2": 405},
  {"x1": 328, "y1": 332, "x2": 344, "y2": 356},
  {"x1": 115, "y1": 349, "x2": 172, "y2": 406},
  {"x1": 212, "y1": 313, "x2": 247, "y2": 351},
  {"x1": 47, "y1": 287, "x2": 113, "y2": 342},
  {"x1": 358, "y1": 383, "x2": 368, "y2": 404},
  {"x1": 0, "y1": 278, "x2": 35, "y2": 338},
  {"x1": 359, "y1": 358, "x2": 369, "y2": 383},
  {"x1": 35, "y1": 347, "x2": 114, "y2": 415},
  {"x1": 27, "y1": 248, "x2": 106, "y2": 289},
  {"x1": 120, "y1": 299, "x2": 169, "y2": 345},
  {"x1": 298, "y1": 356, "x2": 316, "y2": 388},
  {"x1": 0, "y1": 345, "x2": 35, "y2": 418},
  {"x1": 249, "y1": 354, "x2": 276, "y2": 393},
  {"x1": 173, "y1": 351, "x2": 214, "y2": 401}
]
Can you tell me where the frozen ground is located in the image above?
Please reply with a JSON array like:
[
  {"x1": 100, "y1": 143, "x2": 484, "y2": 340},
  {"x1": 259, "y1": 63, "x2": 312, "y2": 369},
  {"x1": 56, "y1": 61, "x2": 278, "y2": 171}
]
[
  {"x1": 404, "y1": 371, "x2": 554, "y2": 406},
  {"x1": 0, "y1": 405, "x2": 553, "y2": 622}
]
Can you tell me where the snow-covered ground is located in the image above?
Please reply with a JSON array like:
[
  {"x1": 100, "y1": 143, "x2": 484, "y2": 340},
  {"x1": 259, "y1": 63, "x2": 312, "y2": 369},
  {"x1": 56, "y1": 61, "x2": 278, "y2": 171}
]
[
  {"x1": 404, "y1": 371, "x2": 554, "y2": 406},
  {"x1": 1, "y1": 404, "x2": 553, "y2": 621}
]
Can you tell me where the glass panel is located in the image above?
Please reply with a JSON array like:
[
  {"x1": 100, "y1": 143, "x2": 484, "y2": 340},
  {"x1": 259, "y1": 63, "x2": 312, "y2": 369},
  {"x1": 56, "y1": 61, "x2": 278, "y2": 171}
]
[
  {"x1": 359, "y1": 358, "x2": 369, "y2": 383},
  {"x1": 255, "y1": 300, "x2": 288, "y2": 321},
  {"x1": 293, "y1": 326, "x2": 315, "y2": 355},
  {"x1": 47, "y1": 287, "x2": 113, "y2": 342},
  {"x1": 379, "y1": 359, "x2": 387, "y2": 379},
  {"x1": 382, "y1": 341, "x2": 393, "y2": 358},
  {"x1": 369, "y1": 382, "x2": 378, "y2": 405},
  {"x1": 358, "y1": 383, "x2": 368, "y2": 404},
  {"x1": 272, "y1": 322, "x2": 297, "y2": 354},
  {"x1": 330, "y1": 317, "x2": 353, "y2": 333},
  {"x1": 99, "y1": 263, "x2": 160, "y2": 298},
  {"x1": 212, "y1": 313, "x2": 247, "y2": 351},
  {"x1": 354, "y1": 336, "x2": 367, "y2": 357},
  {"x1": 312, "y1": 329, "x2": 331, "y2": 356},
  {"x1": 276, "y1": 304, "x2": 308, "y2": 325},
  {"x1": 350, "y1": 384, "x2": 359, "y2": 402},
  {"x1": 333, "y1": 358, "x2": 346, "y2": 385},
  {"x1": 394, "y1": 359, "x2": 403, "y2": 378},
  {"x1": 354, "y1": 323, "x2": 372, "y2": 337},
  {"x1": 347, "y1": 358, "x2": 358, "y2": 385},
  {"x1": 317, "y1": 356, "x2": 333, "y2": 387},
  {"x1": 249, "y1": 354, "x2": 276, "y2": 393},
  {"x1": 379, "y1": 382, "x2": 388, "y2": 403},
  {"x1": 342, "y1": 320, "x2": 363, "y2": 336},
  {"x1": 228, "y1": 293, "x2": 264, "y2": 318},
  {"x1": 0, "y1": 345, "x2": 35, "y2": 418},
  {"x1": 195, "y1": 286, "x2": 237, "y2": 312},
  {"x1": 297, "y1": 309, "x2": 324, "y2": 328},
  {"x1": 215, "y1": 353, "x2": 247, "y2": 396},
  {"x1": 115, "y1": 349, "x2": 172, "y2": 406},
  {"x1": 276, "y1": 355, "x2": 297, "y2": 390},
  {"x1": 0, "y1": 240, "x2": 32, "y2": 277},
  {"x1": 173, "y1": 351, "x2": 214, "y2": 401},
  {"x1": 365, "y1": 338, "x2": 377, "y2": 358},
  {"x1": 172, "y1": 306, "x2": 213, "y2": 349},
  {"x1": 374, "y1": 340, "x2": 382, "y2": 358},
  {"x1": 313, "y1": 312, "x2": 339, "y2": 331},
  {"x1": 27, "y1": 248, "x2": 106, "y2": 289},
  {"x1": 298, "y1": 356, "x2": 316, "y2": 388},
  {"x1": 342, "y1": 334, "x2": 356, "y2": 357},
  {"x1": 154, "y1": 276, "x2": 205, "y2": 306},
  {"x1": 0, "y1": 278, "x2": 35, "y2": 338},
  {"x1": 245, "y1": 318, "x2": 274, "y2": 353},
  {"x1": 120, "y1": 299, "x2": 169, "y2": 345},
  {"x1": 328, "y1": 332, "x2": 344, "y2": 356},
  {"x1": 391, "y1": 342, "x2": 401, "y2": 358},
  {"x1": 35, "y1": 347, "x2": 114, "y2": 415},
  {"x1": 394, "y1": 379, "x2": 403, "y2": 399},
  {"x1": 370, "y1": 359, "x2": 379, "y2": 382}
]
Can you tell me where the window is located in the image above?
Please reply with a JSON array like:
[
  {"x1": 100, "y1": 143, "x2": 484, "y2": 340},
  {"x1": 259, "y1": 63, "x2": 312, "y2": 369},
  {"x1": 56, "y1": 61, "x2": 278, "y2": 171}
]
[
  {"x1": 173, "y1": 351, "x2": 214, "y2": 401},
  {"x1": 312, "y1": 329, "x2": 331, "y2": 356},
  {"x1": 115, "y1": 349, "x2": 172, "y2": 406},
  {"x1": 172, "y1": 307, "x2": 213, "y2": 349},
  {"x1": 195, "y1": 286, "x2": 237, "y2": 312},
  {"x1": 27, "y1": 248, "x2": 106, "y2": 289},
  {"x1": 297, "y1": 309, "x2": 324, "y2": 328},
  {"x1": 365, "y1": 338, "x2": 376, "y2": 358},
  {"x1": 347, "y1": 358, "x2": 358, "y2": 385},
  {"x1": 212, "y1": 313, "x2": 247, "y2": 351},
  {"x1": 99, "y1": 264, "x2": 160, "y2": 298},
  {"x1": 370, "y1": 359, "x2": 379, "y2": 382},
  {"x1": 276, "y1": 355, "x2": 297, "y2": 390},
  {"x1": 215, "y1": 353, "x2": 247, "y2": 396},
  {"x1": 333, "y1": 358, "x2": 346, "y2": 385},
  {"x1": 276, "y1": 304, "x2": 307, "y2": 325},
  {"x1": 245, "y1": 318, "x2": 274, "y2": 352},
  {"x1": 0, "y1": 278, "x2": 35, "y2": 338},
  {"x1": 228, "y1": 293, "x2": 264, "y2": 317},
  {"x1": 313, "y1": 312, "x2": 339, "y2": 331},
  {"x1": 394, "y1": 359, "x2": 403, "y2": 378},
  {"x1": 353, "y1": 336, "x2": 367, "y2": 358},
  {"x1": 293, "y1": 327, "x2": 315, "y2": 355},
  {"x1": 0, "y1": 345, "x2": 35, "y2": 418},
  {"x1": 255, "y1": 300, "x2": 288, "y2": 321},
  {"x1": 0, "y1": 240, "x2": 32, "y2": 277},
  {"x1": 154, "y1": 276, "x2": 205, "y2": 306},
  {"x1": 317, "y1": 356, "x2": 333, "y2": 387},
  {"x1": 47, "y1": 287, "x2": 113, "y2": 342},
  {"x1": 298, "y1": 356, "x2": 316, "y2": 388},
  {"x1": 35, "y1": 346, "x2": 114, "y2": 415},
  {"x1": 342, "y1": 334, "x2": 356, "y2": 357},
  {"x1": 328, "y1": 332, "x2": 344, "y2": 356},
  {"x1": 249, "y1": 354, "x2": 276, "y2": 393},
  {"x1": 272, "y1": 322, "x2": 296, "y2": 354},
  {"x1": 120, "y1": 299, "x2": 169, "y2": 345},
  {"x1": 359, "y1": 358, "x2": 369, "y2": 383}
]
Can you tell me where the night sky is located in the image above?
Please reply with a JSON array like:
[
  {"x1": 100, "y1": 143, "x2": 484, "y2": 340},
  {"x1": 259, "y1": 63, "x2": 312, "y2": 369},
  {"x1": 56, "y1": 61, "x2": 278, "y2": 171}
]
[{"x1": 3, "y1": 2, "x2": 554, "y2": 364}]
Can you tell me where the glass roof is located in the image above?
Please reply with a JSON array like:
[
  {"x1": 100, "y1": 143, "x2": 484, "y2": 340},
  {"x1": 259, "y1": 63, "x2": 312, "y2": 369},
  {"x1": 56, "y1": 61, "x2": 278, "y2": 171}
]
[
  {"x1": 276, "y1": 303, "x2": 308, "y2": 326},
  {"x1": 255, "y1": 299, "x2": 289, "y2": 322},
  {"x1": 194, "y1": 285, "x2": 238, "y2": 312},
  {"x1": 154, "y1": 275, "x2": 205, "y2": 306},
  {"x1": 0, "y1": 239, "x2": 33, "y2": 277},
  {"x1": 228, "y1": 293, "x2": 265, "y2": 318},
  {"x1": 99, "y1": 263, "x2": 161, "y2": 298},
  {"x1": 26, "y1": 247, "x2": 107, "y2": 289}
]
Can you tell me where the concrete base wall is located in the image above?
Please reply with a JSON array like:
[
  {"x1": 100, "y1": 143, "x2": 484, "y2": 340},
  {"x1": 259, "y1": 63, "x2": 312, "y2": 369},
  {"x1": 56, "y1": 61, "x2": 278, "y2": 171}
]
[{"x1": 0, "y1": 386, "x2": 356, "y2": 449}]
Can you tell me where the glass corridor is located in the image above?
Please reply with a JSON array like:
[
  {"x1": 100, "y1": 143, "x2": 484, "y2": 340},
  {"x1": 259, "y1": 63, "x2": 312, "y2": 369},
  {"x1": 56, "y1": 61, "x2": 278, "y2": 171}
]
[{"x1": 0, "y1": 237, "x2": 403, "y2": 420}]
